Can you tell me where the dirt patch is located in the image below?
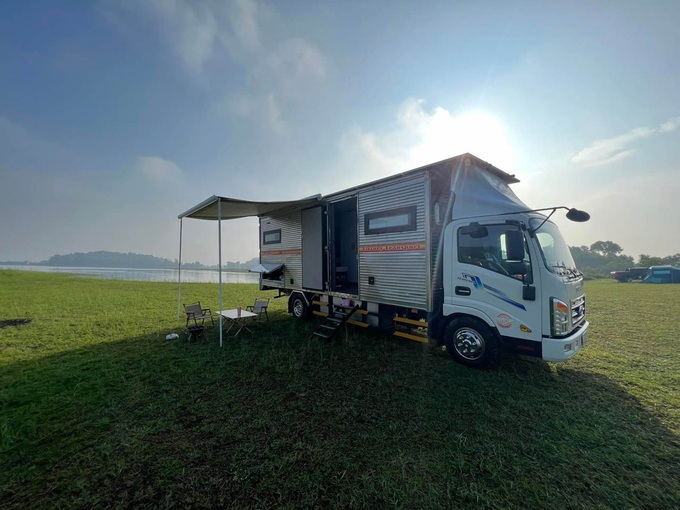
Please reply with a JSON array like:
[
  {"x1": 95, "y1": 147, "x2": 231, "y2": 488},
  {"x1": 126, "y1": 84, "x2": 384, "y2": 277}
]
[{"x1": 0, "y1": 318, "x2": 32, "y2": 329}]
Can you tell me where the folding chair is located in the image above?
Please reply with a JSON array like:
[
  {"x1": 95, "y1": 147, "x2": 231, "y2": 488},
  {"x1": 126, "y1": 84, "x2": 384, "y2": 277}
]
[
  {"x1": 183, "y1": 302, "x2": 215, "y2": 328},
  {"x1": 246, "y1": 298, "x2": 270, "y2": 321}
]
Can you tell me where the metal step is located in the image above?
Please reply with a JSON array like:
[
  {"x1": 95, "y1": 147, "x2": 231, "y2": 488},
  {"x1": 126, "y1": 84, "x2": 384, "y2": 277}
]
[{"x1": 310, "y1": 303, "x2": 360, "y2": 340}]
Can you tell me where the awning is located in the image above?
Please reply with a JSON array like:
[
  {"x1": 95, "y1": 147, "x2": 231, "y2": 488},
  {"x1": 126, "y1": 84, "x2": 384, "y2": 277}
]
[
  {"x1": 178, "y1": 195, "x2": 322, "y2": 221},
  {"x1": 249, "y1": 263, "x2": 284, "y2": 274}
]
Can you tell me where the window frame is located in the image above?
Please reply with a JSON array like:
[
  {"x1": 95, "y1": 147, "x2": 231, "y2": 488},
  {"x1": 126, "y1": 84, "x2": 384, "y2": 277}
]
[
  {"x1": 262, "y1": 228, "x2": 282, "y2": 245},
  {"x1": 364, "y1": 205, "x2": 417, "y2": 235}
]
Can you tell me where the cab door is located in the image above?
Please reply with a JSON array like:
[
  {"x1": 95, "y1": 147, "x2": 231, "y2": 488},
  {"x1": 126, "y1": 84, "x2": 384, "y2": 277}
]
[{"x1": 445, "y1": 220, "x2": 542, "y2": 346}]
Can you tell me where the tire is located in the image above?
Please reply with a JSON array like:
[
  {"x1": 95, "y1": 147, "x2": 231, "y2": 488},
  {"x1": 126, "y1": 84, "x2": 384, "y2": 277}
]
[
  {"x1": 290, "y1": 294, "x2": 311, "y2": 321},
  {"x1": 444, "y1": 317, "x2": 500, "y2": 369}
]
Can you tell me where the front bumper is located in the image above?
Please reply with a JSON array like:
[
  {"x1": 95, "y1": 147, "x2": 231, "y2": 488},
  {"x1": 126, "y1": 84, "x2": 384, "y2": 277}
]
[{"x1": 542, "y1": 321, "x2": 589, "y2": 362}]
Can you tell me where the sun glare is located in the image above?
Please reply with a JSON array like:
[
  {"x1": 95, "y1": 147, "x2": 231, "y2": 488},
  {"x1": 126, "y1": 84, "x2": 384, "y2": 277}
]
[
  {"x1": 408, "y1": 108, "x2": 515, "y2": 172},
  {"x1": 453, "y1": 111, "x2": 514, "y2": 169}
]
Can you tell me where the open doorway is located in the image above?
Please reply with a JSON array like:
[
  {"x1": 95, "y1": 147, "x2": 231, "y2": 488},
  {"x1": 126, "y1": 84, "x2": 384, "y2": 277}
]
[{"x1": 329, "y1": 197, "x2": 358, "y2": 294}]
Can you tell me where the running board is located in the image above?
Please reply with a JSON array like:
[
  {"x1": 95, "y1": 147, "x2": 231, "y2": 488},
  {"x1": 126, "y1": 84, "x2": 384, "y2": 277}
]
[{"x1": 393, "y1": 315, "x2": 429, "y2": 344}]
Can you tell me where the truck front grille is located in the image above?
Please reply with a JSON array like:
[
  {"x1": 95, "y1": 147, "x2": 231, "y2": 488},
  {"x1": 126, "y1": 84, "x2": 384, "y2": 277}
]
[{"x1": 571, "y1": 295, "x2": 586, "y2": 327}]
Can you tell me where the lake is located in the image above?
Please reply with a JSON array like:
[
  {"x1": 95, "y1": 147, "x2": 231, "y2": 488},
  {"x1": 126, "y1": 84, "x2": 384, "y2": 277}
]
[{"x1": 0, "y1": 265, "x2": 260, "y2": 284}]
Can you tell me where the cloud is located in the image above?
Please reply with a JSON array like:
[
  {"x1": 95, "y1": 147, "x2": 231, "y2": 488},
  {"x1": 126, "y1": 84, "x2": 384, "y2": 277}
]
[
  {"x1": 338, "y1": 98, "x2": 515, "y2": 185},
  {"x1": 571, "y1": 127, "x2": 654, "y2": 167},
  {"x1": 0, "y1": 117, "x2": 71, "y2": 169},
  {"x1": 659, "y1": 116, "x2": 680, "y2": 133},
  {"x1": 265, "y1": 38, "x2": 326, "y2": 90},
  {"x1": 219, "y1": 37, "x2": 326, "y2": 132},
  {"x1": 143, "y1": 0, "x2": 218, "y2": 74},
  {"x1": 226, "y1": 93, "x2": 284, "y2": 133},
  {"x1": 106, "y1": 0, "x2": 327, "y2": 130},
  {"x1": 227, "y1": 0, "x2": 260, "y2": 52},
  {"x1": 338, "y1": 126, "x2": 405, "y2": 183},
  {"x1": 134, "y1": 156, "x2": 183, "y2": 185},
  {"x1": 104, "y1": 0, "x2": 261, "y2": 76},
  {"x1": 572, "y1": 117, "x2": 680, "y2": 167}
]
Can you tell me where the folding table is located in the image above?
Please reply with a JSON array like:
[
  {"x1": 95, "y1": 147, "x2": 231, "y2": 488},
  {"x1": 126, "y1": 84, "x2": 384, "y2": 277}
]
[{"x1": 218, "y1": 309, "x2": 257, "y2": 337}]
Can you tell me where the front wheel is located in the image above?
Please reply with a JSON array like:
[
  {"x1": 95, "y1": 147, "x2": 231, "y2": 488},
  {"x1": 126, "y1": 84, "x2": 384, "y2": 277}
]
[{"x1": 444, "y1": 317, "x2": 499, "y2": 369}]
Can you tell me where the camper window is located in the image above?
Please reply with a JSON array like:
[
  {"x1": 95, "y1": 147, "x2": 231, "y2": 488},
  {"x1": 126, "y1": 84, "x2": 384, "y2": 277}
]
[
  {"x1": 263, "y1": 229, "x2": 281, "y2": 245},
  {"x1": 364, "y1": 205, "x2": 417, "y2": 235}
]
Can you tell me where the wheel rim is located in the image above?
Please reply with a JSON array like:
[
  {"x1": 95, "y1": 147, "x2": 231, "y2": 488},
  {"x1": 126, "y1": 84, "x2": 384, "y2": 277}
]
[
  {"x1": 293, "y1": 299, "x2": 304, "y2": 318},
  {"x1": 453, "y1": 327, "x2": 486, "y2": 360}
]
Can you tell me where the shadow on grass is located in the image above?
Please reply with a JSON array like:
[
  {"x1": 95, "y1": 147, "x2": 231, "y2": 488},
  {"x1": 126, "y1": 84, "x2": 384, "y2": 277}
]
[{"x1": 2, "y1": 315, "x2": 679, "y2": 509}]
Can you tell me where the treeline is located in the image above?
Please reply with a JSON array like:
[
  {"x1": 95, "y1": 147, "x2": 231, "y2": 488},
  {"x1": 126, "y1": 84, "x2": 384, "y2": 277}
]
[
  {"x1": 570, "y1": 241, "x2": 680, "y2": 279},
  {"x1": 179, "y1": 257, "x2": 259, "y2": 270},
  {"x1": 47, "y1": 251, "x2": 177, "y2": 269},
  {"x1": 16, "y1": 251, "x2": 259, "y2": 270}
]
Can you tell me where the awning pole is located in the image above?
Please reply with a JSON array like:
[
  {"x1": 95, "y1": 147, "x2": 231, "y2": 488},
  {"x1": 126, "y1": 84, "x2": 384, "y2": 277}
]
[
  {"x1": 218, "y1": 198, "x2": 223, "y2": 348},
  {"x1": 177, "y1": 218, "x2": 183, "y2": 320}
]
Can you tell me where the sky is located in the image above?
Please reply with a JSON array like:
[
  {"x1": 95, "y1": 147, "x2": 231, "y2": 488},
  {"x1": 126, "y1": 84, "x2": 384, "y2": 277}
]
[{"x1": 1, "y1": 0, "x2": 679, "y2": 266}]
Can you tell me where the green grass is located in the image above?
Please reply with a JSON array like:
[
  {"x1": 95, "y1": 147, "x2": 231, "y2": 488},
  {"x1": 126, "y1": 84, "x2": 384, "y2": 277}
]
[{"x1": 1, "y1": 271, "x2": 679, "y2": 509}]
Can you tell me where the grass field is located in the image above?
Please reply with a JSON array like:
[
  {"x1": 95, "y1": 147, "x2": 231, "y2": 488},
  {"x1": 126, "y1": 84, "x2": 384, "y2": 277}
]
[{"x1": 1, "y1": 270, "x2": 679, "y2": 509}]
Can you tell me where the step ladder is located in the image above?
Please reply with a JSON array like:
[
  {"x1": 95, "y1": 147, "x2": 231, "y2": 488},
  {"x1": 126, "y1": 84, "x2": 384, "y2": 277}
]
[{"x1": 311, "y1": 303, "x2": 360, "y2": 340}]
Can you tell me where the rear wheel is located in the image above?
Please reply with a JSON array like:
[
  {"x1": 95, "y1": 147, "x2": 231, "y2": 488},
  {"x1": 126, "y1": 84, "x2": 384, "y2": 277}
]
[
  {"x1": 290, "y1": 294, "x2": 311, "y2": 320},
  {"x1": 445, "y1": 317, "x2": 499, "y2": 369}
]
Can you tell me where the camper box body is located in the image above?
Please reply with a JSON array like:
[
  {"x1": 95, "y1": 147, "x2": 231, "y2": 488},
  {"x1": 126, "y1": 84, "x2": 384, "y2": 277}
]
[{"x1": 256, "y1": 154, "x2": 517, "y2": 331}]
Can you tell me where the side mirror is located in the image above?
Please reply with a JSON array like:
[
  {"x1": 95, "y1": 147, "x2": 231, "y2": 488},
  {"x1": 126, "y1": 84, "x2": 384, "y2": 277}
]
[
  {"x1": 566, "y1": 208, "x2": 590, "y2": 222},
  {"x1": 505, "y1": 229, "x2": 525, "y2": 261}
]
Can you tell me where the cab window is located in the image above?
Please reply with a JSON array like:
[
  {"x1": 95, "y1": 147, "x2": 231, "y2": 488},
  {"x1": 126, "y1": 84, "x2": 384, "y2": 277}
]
[{"x1": 458, "y1": 224, "x2": 532, "y2": 283}]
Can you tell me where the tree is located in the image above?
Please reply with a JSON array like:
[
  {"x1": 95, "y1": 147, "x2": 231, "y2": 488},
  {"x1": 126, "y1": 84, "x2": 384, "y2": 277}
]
[
  {"x1": 663, "y1": 253, "x2": 680, "y2": 266},
  {"x1": 638, "y1": 254, "x2": 680, "y2": 267},
  {"x1": 589, "y1": 240, "x2": 623, "y2": 257},
  {"x1": 571, "y1": 242, "x2": 633, "y2": 278}
]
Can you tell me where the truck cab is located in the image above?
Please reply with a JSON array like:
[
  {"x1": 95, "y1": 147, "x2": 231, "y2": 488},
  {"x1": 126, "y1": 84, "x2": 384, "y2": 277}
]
[{"x1": 442, "y1": 213, "x2": 589, "y2": 368}]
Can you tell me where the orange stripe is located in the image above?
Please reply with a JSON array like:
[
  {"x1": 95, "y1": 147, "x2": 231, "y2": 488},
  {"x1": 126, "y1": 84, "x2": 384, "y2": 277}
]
[
  {"x1": 359, "y1": 242, "x2": 426, "y2": 253},
  {"x1": 261, "y1": 249, "x2": 302, "y2": 256}
]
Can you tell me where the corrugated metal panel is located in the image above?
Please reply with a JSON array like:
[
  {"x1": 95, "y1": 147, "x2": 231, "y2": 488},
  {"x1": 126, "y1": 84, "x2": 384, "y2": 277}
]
[
  {"x1": 358, "y1": 173, "x2": 429, "y2": 309},
  {"x1": 260, "y1": 211, "x2": 303, "y2": 287}
]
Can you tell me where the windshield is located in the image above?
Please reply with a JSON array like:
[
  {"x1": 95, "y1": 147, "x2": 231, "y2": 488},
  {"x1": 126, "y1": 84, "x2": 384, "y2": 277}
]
[{"x1": 529, "y1": 218, "x2": 579, "y2": 277}]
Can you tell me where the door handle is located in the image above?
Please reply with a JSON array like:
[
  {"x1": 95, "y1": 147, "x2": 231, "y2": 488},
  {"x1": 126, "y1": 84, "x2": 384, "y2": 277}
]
[{"x1": 455, "y1": 286, "x2": 471, "y2": 296}]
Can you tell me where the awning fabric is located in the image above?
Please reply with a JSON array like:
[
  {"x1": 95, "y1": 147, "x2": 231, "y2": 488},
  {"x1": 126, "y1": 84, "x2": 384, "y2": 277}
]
[{"x1": 178, "y1": 195, "x2": 322, "y2": 221}]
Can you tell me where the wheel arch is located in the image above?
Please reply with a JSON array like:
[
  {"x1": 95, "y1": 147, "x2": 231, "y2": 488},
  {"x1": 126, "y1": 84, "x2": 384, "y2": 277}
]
[
  {"x1": 436, "y1": 309, "x2": 500, "y2": 345},
  {"x1": 288, "y1": 291, "x2": 318, "y2": 318}
]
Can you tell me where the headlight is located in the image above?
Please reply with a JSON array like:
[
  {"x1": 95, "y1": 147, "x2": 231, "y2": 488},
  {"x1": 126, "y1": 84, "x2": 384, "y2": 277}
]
[{"x1": 551, "y1": 298, "x2": 570, "y2": 337}]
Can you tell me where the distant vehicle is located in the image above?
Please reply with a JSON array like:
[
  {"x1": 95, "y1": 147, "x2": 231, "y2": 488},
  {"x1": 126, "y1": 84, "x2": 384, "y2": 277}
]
[
  {"x1": 644, "y1": 266, "x2": 680, "y2": 284},
  {"x1": 610, "y1": 267, "x2": 649, "y2": 282}
]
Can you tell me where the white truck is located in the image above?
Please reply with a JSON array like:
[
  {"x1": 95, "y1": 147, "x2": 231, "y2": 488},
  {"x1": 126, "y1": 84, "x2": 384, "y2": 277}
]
[{"x1": 179, "y1": 153, "x2": 590, "y2": 368}]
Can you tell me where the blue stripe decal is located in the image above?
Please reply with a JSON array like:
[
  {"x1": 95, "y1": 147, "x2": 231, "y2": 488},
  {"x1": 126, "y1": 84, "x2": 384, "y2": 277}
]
[
  {"x1": 460, "y1": 273, "x2": 527, "y2": 311},
  {"x1": 483, "y1": 283, "x2": 527, "y2": 311}
]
